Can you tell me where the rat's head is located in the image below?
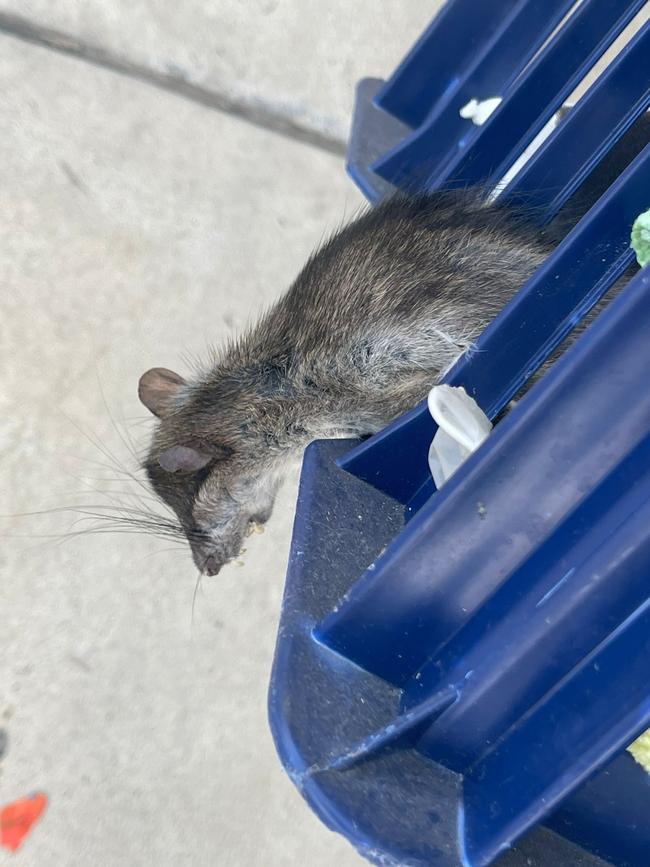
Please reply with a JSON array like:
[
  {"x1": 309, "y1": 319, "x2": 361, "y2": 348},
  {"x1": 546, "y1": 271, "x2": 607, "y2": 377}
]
[{"x1": 138, "y1": 368, "x2": 278, "y2": 575}]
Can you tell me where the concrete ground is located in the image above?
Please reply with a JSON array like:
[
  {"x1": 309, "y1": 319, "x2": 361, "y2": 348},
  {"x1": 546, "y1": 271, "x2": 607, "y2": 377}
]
[{"x1": 0, "y1": 4, "x2": 438, "y2": 866}]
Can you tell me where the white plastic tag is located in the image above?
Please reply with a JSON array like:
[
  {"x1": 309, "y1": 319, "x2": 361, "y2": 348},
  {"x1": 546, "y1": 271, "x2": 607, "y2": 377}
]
[
  {"x1": 428, "y1": 385, "x2": 492, "y2": 488},
  {"x1": 459, "y1": 96, "x2": 502, "y2": 126}
]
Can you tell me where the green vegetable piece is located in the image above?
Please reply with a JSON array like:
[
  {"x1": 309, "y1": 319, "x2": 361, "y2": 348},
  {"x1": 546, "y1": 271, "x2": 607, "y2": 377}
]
[{"x1": 631, "y1": 208, "x2": 650, "y2": 268}]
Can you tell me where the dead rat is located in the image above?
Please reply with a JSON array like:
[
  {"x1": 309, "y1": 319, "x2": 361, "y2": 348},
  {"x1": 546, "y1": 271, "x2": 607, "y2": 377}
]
[{"x1": 138, "y1": 116, "x2": 649, "y2": 576}]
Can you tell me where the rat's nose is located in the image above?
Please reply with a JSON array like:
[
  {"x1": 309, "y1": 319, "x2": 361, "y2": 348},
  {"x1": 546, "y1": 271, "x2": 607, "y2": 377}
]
[{"x1": 202, "y1": 554, "x2": 222, "y2": 576}]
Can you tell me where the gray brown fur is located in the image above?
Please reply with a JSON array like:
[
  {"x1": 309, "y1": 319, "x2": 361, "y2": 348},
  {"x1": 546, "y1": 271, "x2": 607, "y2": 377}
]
[
  {"x1": 139, "y1": 113, "x2": 649, "y2": 576},
  {"x1": 141, "y1": 191, "x2": 556, "y2": 575}
]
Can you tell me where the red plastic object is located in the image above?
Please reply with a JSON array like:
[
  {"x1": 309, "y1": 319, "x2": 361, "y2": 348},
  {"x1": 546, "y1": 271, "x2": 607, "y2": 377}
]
[{"x1": 0, "y1": 793, "x2": 47, "y2": 852}]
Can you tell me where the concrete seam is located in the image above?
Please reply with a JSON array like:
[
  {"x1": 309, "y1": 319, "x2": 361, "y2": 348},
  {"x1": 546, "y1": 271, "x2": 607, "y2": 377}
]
[{"x1": 0, "y1": 10, "x2": 348, "y2": 157}]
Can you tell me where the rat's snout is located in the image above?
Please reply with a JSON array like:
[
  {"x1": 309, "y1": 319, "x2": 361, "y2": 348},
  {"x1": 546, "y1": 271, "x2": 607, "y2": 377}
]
[
  {"x1": 188, "y1": 525, "x2": 244, "y2": 576},
  {"x1": 186, "y1": 476, "x2": 279, "y2": 575},
  {"x1": 191, "y1": 543, "x2": 226, "y2": 576},
  {"x1": 202, "y1": 553, "x2": 222, "y2": 576}
]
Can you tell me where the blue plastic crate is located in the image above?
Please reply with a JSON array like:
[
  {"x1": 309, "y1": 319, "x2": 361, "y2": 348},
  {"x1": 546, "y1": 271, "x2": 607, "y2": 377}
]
[{"x1": 269, "y1": 3, "x2": 650, "y2": 865}]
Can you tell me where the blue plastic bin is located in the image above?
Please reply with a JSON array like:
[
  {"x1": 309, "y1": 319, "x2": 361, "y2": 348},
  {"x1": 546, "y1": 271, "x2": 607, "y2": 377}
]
[{"x1": 269, "y1": 3, "x2": 650, "y2": 865}]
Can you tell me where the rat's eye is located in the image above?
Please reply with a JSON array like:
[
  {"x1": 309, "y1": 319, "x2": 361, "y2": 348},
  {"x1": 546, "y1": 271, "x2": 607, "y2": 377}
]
[
  {"x1": 192, "y1": 464, "x2": 215, "y2": 496},
  {"x1": 180, "y1": 463, "x2": 214, "y2": 504},
  {"x1": 195, "y1": 464, "x2": 213, "y2": 484}
]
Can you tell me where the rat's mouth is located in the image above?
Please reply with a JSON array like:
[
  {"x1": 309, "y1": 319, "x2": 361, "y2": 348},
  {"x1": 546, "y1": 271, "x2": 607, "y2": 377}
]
[
  {"x1": 201, "y1": 553, "x2": 223, "y2": 576},
  {"x1": 186, "y1": 510, "x2": 270, "y2": 576},
  {"x1": 190, "y1": 536, "x2": 245, "y2": 576},
  {"x1": 191, "y1": 544, "x2": 233, "y2": 576},
  {"x1": 189, "y1": 518, "x2": 266, "y2": 575}
]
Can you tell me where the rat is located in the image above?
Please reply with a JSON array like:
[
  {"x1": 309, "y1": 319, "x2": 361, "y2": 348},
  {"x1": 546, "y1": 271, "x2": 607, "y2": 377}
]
[{"x1": 138, "y1": 114, "x2": 649, "y2": 577}]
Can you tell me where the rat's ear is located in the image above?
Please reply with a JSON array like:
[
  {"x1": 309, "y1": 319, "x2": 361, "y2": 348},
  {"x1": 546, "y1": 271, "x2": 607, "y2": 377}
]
[
  {"x1": 157, "y1": 445, "x2": 213, "y2": 473},
  {"x1": 138, "y1": 368, "x2": 186, "y2": 417}
]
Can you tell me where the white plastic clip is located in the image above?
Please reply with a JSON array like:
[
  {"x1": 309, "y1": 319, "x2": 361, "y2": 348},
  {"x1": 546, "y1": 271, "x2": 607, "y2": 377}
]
[
  {"x1": 427, "y1": 385, "x2": 492, "y2": 488},
  {"x1": 459, "y1": 96, "x2": 502, "y2": 126}
]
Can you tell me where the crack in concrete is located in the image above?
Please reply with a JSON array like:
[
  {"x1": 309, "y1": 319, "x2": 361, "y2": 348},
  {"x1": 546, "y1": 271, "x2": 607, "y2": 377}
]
[{"x1": 0, "y1": 10, "x2": 347, "y2": 157}]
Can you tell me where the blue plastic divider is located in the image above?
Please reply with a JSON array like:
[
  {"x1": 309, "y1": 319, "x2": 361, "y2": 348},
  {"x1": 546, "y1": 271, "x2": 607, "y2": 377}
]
[
  {"x1": 270, "y1": 3, "x2": 650, "y2": 865},
  {"x1": 502, "y1": 20, "x2": 650, "y2": 220},
  {"x1": 372, "y1": 0, "x2": 646, "y2": 194},
  {"x1": 341, "y1": 142, "x2": 650, "y2": 508}
]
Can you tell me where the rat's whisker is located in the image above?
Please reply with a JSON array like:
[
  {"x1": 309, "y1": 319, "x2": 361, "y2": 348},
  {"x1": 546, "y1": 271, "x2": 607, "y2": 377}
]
[{"x1": 191, "y1": 567, "x2": 204, "y2": 630}]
